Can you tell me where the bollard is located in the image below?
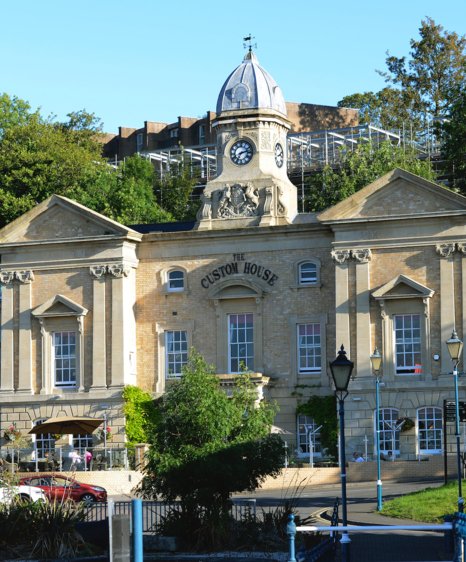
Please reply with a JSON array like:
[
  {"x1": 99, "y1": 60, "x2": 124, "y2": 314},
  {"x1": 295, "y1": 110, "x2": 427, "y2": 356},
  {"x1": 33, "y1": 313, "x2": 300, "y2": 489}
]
[
  {"x1": 112, "y1": 514, "x2": 131, "y2": 562},
  {"x1": 287, "y1": 513, "x2": 297, "y2": 562},
  {"x1": 132, "y1": 498, "x2": 143, "y2": 562}
]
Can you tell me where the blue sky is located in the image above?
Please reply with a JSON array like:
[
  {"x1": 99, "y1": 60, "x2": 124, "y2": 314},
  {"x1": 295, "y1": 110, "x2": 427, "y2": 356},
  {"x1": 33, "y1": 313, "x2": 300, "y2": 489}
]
[{"x1": 1, "y1": 1, "x2": 465, "y2": 133}]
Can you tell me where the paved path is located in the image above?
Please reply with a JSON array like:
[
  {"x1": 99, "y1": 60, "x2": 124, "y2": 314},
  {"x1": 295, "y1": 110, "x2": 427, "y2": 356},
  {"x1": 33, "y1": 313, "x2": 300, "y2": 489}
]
[
  {"x1": 237, "y1": 479, "x2": 455, "y2": 560},
  {"x1": 312, "y1": 486, "x2": 453, "y2": 562}
]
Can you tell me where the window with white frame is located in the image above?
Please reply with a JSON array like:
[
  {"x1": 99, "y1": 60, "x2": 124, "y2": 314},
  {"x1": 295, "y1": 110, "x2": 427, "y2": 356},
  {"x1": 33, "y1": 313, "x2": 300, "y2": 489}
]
[
  {"x1": 297, "y1": 414, "x2": 322, "y2": 457},
  {"x1": 297, "y1": 323, "x2": 321, "y2": 373},
  {"x1": 417, "y1": 407, "x2": 442, "y2": 454},
  {"x1": 168, "y1": 270, "x2": 185, "y2": 292},
  {"x1": 298, "y1": 262, "x2": 318, "y2": 286},
  {"x1": 165, "y1": 330, "x2": 188, "y2": 378},
  {"x1": 228, "y1": 313, "x2": 254, "y2": 373},
  {"x1": 394, "y1": 314, "x2": 422, "y2": 374},
  {"x1": 73, "y1": 434, "x2": 94, "y2": 455},
  {"x1": 52, "y1": 331, "x2": 77, "y2": 387},
  {"x1": 33, "y1": 419, "x2": 55, "y2": 460},
  {"x1": 170, "y1": 128, "x2": 179, "y2": 138},
  {"x1": 378, "y1": 408, "x2": 400, "y2": 456}
]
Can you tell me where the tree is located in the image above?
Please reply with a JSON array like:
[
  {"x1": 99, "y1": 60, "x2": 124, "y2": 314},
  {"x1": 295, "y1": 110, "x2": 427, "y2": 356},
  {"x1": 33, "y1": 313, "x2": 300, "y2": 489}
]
[
  {"x1": 442, "y1": 87, "x2": 466, "y2": 191},
  {"x1": 305, "y1": 141, "x2": 436, "y2": 212},
  {"x1": 338, "y1": 88, "x2": 411, "y2": 130},
  {"x1": 0, "y1": 93, "x2": 37, "y2": 139},
  {"x1": 139, "y1": 350, "x2": 284, "y2": 548},
  {"x1": 338, "y1": 19, "x2": 466, "y2": 133},
  {"x1": 154, "y1": 161, "x2": 199, "y2": 222},
  {"x1": 0, "y1": 104, "x2": 173, "y2": 227},
  {"x1": 380, "y1": 18, "x2": 466, "y2": 122},
  {"x1": 78, "y1": 155, "x2": 173, "y2": 225}
]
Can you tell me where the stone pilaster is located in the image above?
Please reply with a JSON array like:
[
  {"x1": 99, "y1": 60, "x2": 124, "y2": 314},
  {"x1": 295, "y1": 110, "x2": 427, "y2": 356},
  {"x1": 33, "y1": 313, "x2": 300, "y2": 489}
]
[
  {"x1": 436, "y1": 244, "x2": 456, "y2": 375},
  {"x1": 0, "y1": 271, "x2": 15, "y2": 393},
  {"x1": 17, "y1": 270, "x2": 34, "y2": 393},
  {"x1": 108, "y1": 264, "x2": 130, "y2": 388},
  {"x1": 459, "y1": 243, "x2": 466, "y2": 370},
  {"x1": 353, "y1": 249, "x2": 371, "y2": 378},
  {"x1": 90, "y1": 266, "x2": 107, "y2": 390},
  {"x1": 332, "y1": 250, "x2": 351, "y2": 355}
]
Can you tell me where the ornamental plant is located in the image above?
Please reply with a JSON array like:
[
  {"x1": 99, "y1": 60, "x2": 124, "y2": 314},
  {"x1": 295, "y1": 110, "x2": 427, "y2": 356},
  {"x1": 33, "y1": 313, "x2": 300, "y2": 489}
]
[
  {"x1": 3, "y1": 423, "x2": 21, "y2": 442},
  {"x1": 97, "y1": 426, "x2": 112, "y2": 441}
]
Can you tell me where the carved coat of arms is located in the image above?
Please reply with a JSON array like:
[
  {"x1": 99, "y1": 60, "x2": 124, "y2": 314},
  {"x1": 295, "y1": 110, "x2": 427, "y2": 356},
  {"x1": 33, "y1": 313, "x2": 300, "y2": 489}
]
[{"x1": 217, "y1": 183, "x2": 259, "y2": 218}]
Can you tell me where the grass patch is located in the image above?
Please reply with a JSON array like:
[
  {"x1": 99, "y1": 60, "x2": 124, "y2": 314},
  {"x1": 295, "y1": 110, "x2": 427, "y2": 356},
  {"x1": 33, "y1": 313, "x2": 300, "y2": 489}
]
[{"x1": 381, "y1": 481, "x2": 462, "y2": 523}]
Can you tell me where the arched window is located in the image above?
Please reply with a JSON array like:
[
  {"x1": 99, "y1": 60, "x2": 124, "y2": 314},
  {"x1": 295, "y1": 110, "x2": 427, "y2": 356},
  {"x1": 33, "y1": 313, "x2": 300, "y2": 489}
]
[
  {"x1": 298, "y1": 261, "x2": 318, "y2": 286},
  {"x1": 376, "y1": 408, "x2": 400, "y2": 457},
  {"x1": 168, "y1": 270, "x2": 185, "y2": 292},
  {"x1": 417, "y1": 407, "x2": 442, "y2": 454},
  {"x1": 296, "y1": 414, "x2": 322, "y2": 459}
]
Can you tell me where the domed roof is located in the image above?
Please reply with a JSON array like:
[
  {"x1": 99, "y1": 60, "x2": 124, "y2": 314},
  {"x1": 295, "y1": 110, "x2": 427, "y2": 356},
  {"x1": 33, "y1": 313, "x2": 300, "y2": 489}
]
[{"x1": 216, "y1": 50, "x2": 287, "y2": 116}]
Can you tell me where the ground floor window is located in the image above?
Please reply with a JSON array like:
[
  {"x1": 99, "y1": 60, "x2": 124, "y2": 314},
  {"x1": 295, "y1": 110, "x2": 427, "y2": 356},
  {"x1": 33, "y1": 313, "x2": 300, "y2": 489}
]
[
  {"x1": 228, "y1": 313, "x2": 254, "y2": 373},
  {"x1": 378, "y1": 408, "x2": 400, "y2": 457},
  {"x1": 418, "y1": 407, "x2": 442, "y2": 454},
  {"x1": 33, "y1": 419, "x2": 55, "y2": 461},
  {"x1": 296, "y1": 414, "x2": 321, "y2": 458}
]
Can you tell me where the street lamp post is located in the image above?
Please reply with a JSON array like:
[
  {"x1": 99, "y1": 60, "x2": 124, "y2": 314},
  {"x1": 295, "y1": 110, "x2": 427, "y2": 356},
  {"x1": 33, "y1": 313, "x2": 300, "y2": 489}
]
[
  {"x1": 329, "y1": 344, "x2": 354, "y2": 562},
  {"x1": 370, "y1": 347, "x2": 383, "y2": 512},
  {"x1": 446, "y1": 329, "x2": 464, "y2": 513}
]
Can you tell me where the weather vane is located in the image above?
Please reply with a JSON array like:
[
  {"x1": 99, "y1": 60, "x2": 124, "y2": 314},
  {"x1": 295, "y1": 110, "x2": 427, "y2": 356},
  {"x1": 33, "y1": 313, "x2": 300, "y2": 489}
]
[{"x1": 243, "y1": 34, "x2": 257, "y2": 53}]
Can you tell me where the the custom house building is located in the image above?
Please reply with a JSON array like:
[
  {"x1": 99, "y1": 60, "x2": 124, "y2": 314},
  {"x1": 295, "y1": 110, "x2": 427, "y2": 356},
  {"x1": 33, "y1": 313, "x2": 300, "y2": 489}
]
[{"x1": 1, "y1": 49, "x2": 466, "y2": 463}]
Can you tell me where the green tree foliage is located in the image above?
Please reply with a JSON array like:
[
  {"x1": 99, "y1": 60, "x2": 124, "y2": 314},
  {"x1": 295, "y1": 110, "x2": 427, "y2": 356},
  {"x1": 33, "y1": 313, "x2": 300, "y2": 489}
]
[
  {"x1": 0, "y1": 93, "x2": 37, "y2": 138},
  {"x1": 139, "y1": 350, "x2": 284, "y2": 523},
  {"x1": 338, "y1": 88, "x2": 411, "y2": 130},
  {"x1": 0, "y1": 95, "x2": 174, "y2": 227},
  {"x1": 380, "y1": 18, "x2": 466, "y2": 121},
  {"x1": 122, "y1": 385, "x2": 160, "y2": 445},
  {"x1": 442, "y1": 87, "x2": 466, "y2": 191},
  {"x1": 154, "y1": 162, "x2": 199, "y2": 222},
  {"x1": 297, "y1": 396, "x2": 338, "y2": 459},
  {"x1": 306, "y1": 141, "x2": 436, "y2": 211},
  {"x1": 76, "y1": 155, "x2": 173, "y2": 225},
  {"x1": 339, "y1": 19, "x2": 466, "y2": 132}
]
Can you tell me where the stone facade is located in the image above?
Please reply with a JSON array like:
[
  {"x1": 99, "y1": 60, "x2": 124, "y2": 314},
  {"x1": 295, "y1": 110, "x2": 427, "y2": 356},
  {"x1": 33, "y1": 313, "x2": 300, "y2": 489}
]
[
  {"x1": 0, "y1": 169, "x2": 466, "y2": 463},
  {"x1": 0, "y1": 51, "x2": 465, "y2": 467}
]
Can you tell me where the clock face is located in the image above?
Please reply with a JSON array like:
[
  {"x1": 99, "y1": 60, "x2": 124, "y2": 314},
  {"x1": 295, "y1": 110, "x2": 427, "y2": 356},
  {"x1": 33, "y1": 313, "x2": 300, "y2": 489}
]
[
  {"x1": 230, "y1": 140, "x2": 253, "y2": 166},
  {"x1": 275, "y1": 143, "x2": 284, "y2": 168}
]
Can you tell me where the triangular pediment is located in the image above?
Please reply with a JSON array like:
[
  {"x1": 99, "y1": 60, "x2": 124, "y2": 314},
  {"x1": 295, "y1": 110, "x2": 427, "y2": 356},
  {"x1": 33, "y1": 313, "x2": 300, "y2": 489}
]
[
  {"x1": 0, "y1": 195, "x2": 141, "y2": 244},
  {"x1": 372, "y1": 275, "x2": 434, "y2": 300},
  {"x1": 318, "y1": 168, "x2": 466, "y2": 222},
  {"x1": 32, "y1": 294, "x2": 88, "y2": 318}
]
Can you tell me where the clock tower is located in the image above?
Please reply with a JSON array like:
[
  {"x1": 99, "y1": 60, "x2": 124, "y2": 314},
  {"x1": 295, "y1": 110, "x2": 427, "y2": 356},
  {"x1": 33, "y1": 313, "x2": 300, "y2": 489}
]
[{"x1": 196, "y1": 49, "x2": 297, "y2": 230}]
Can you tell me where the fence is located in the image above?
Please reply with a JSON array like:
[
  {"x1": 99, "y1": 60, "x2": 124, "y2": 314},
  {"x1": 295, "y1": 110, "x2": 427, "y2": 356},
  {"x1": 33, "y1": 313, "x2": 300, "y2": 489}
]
[
  {"x1": 0, "y1": 445, "x2": 130, "y2": 473},
  {"x1": 83, "y1": 499, "x2": 257, "y2": 533}
]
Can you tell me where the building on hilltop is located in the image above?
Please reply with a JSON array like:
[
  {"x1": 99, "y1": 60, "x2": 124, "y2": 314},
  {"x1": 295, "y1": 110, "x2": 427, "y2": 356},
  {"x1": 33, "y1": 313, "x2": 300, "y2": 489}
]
[{"x1": 0, "y1": 49, "x2": 465, "y2": 468}]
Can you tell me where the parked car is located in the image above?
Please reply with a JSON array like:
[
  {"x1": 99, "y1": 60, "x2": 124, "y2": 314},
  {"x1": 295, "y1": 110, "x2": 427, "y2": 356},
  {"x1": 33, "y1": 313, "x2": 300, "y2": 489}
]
[
  {"x1": 0, "y1": 479, "x2": 47, "y2": 503},
  {"x1": 19, "y1": 474, "x2": 107, "y2": 503}
]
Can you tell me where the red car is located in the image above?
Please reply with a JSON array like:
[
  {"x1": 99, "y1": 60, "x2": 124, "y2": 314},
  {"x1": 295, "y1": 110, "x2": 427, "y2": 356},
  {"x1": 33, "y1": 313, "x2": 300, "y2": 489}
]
[{"x1": 19, "y1": 474, "x2": 107, "y2": 503}]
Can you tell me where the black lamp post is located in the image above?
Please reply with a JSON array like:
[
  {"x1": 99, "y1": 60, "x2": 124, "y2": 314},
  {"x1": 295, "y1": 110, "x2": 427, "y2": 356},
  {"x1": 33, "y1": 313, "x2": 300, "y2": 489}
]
[
  {"x1": 446, "y1": 329, "x2": 464, "y2": 513},
  {"x1": 329, "y1": 344, "x2": 354, "y2": 562},
  {"x1": 370, "y1": 347, "x2": 383, "y2": 512}
]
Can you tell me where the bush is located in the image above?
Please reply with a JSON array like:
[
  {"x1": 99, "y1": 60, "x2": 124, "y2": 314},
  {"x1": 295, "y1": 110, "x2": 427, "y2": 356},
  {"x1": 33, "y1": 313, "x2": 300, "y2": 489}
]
[{"x1": 0, "y1": 498, "x2": 86, "y2": 560}]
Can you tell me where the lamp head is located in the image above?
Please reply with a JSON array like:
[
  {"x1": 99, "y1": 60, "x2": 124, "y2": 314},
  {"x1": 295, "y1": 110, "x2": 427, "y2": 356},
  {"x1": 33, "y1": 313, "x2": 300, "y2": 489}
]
[
  {"x1": 329, "y1": 344, "x2": 354, "y2": 394},
  {"x1": 446, "y1": 329, "x2": 463, "y2": 364},
  {"x1": 370, "y1": 347, "x2": 382, "y2": 377}
]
